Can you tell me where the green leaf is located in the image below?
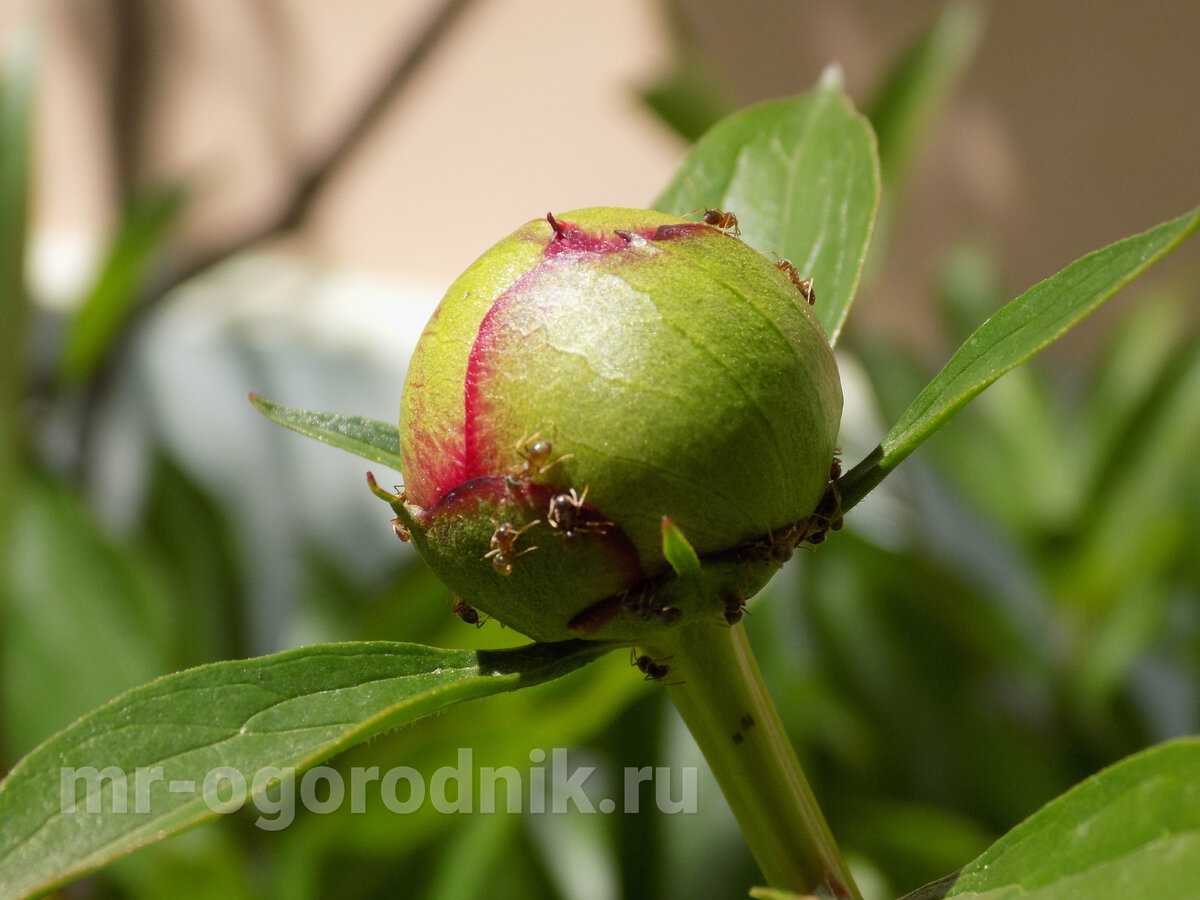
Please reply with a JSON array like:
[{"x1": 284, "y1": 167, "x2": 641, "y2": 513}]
[
  {"x1": 660, "y1": 516, "x2": 701, "y2": 579},
  {"x1": 248, "y1": 394, "x2": 404, "y2": 473},
  {"x1": 0, "y1": 639, "x2": 614, "y2": 899},
  {"x1": 839, "y1": 206, "x2": 1200, "y2": 512},
  {"x1": 904, "y1": 738, "x2": 1200, "y2": 899},
  {"x1": 655, "y1": 68, "x2": 881, "y2": 344},
  {"x1": 59, "y1": 184, "x2": 186, "y2": 383},
  {"x1": 2, "y1": 479, "x2": 173, "y2": 758}
]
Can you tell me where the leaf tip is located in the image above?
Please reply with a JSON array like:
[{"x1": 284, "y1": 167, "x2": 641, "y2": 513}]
[
  {"x1": 661, "y1": 516, "x2": 701, "y2": 578},
  {"x1": 819, "y1": 63, "x2": 845, "y2": 91}
]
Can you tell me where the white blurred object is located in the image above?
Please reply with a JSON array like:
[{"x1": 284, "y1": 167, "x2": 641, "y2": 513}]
[{"x1": 102, "y1": 252, "x2": 439, "y2": 652}]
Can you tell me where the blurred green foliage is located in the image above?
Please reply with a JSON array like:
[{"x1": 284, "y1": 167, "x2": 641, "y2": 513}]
[{"x1": 1, "y1": 4, "x2": 1198, "y2": 899}]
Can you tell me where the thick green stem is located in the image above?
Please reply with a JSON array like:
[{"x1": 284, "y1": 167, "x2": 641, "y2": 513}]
[{"x1": 643, "y1": 621, "x2": 861, "y2": 899}]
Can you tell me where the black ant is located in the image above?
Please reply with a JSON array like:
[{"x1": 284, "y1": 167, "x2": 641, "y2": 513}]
[
  {"x1": 631, "y1": 649, "x2": 672, "y2": 682},
  {"x1": 483, "y1": 520, "x2": 539, "y2": 575},
  {"x1": 721, "y1": 593, "x2": 747, "y2": 626},
  {"x1": 803, "y1": 482, "x2": 844, "y2": 546},
  {"x1": 546, "y1": 486, "x2": 610, "y2": 539},
  {"x1": 451, "y1": 598, "x2": 486, "y2": 628}
]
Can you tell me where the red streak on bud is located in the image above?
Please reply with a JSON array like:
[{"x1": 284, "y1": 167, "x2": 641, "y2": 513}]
[
  {"x1": 650, "y1": 222, "x2": 713, "y2": 242},
  {"x1": 449, "y1": 215, "x2": 714, "y2": 504},
  {"x1": 543, "y1": 212, "x2": 658, "y2": 256},
  {"x1": 567, "y1": 592, "x2": 625, "y2": 634}
]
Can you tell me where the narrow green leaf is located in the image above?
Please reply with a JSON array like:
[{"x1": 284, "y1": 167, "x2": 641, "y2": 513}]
[
  {"x1": 866, "y1": 2, "x2": 983, "y2": 198},
  {"x1": 660, "y1": 516, "x2": 701, "y2": 579},
  {"x1": 864, "y1": 207, "x2": 1200, "y2": 484},
  {"x1": 248, "y1": 394, "x2": 404, "y2": 473},
  {"x1": 863, "y1": 2, "x2": 983, "y2": 282},
  {"x1": 59, "y1": 184, "x2": 186, "y2": 384},
  {"x1": 655, "y1": 69, "x2": 881, "y2": 343},
  {"x1": 0, "y1": 639, "x2": 614, "y2": 899},
  {"x1": 904, "y1": 738, "x2": 1200, "y2": 899}
]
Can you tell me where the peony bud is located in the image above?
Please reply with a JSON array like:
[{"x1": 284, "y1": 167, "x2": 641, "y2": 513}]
[{"x1": 388, "y1": 207, "x2": 842, "y2": 642}]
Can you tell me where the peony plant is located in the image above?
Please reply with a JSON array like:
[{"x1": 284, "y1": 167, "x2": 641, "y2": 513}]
[{"x1": 3, "y1": 51, "x2": 1199, "y2": 900}]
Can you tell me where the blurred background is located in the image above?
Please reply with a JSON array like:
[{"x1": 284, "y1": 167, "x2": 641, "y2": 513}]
[{"x1": 1, "y1": 1, "x2": 1198, "y2": 898}]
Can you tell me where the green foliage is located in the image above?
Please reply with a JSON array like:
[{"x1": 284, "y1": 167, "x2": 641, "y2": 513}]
[
  {"x1": 2, "y1": 7, "x2": 1199, "y2": 900},
  {"x1": 0, "y1": 26, "x2": 35, "y2": 587},
  {"x1": 906, "y1": 739, "x2": 1200, "y2": 898},
  {"x1": 0, "y1": 640, "x2": 612, "y2": 898},
  {"x1": 249, "y1": 394, "x2": 404, "y2": 473},
  {"x1": 2, "y1": 480, "x2": 173, "y2": 759},
  {"x1": 654, "y1": 68, "x2": 881, "y2": 344},
  {"x1": 59, "y1": 185, "x2": 186, "y2": 385},
  {"x1": 839, "y1": 206, "x2": 1200, "y2": 511},
  {"x1": 866, "y1": 3, "x2": 983, "y2": 217}
]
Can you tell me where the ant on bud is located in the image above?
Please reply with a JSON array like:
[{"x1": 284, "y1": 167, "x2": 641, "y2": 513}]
[
  {"x1": 631, "y1": 649, "x2": 672, "y2": 682},
  {"x1": 546, "y1": 486, "x2": 610, "y2": 540},
  {"x1": 483, "y1": 520, "x2": 540, "y2": 575},
  {"x1": 507, "y1": 432, "x2": 572, "y2": 481},
  {"x1": 770, "y1": 253, "x2": 816, "y2": 305},
  {"x1": 686, "y1": 206, "x2": 741, "y2": 238},
  {"x1": 390, "y1": 516, "x2": 411, "y2": 542},
  {"x1": 721, "y1": 593, "x2": 748, "y2": 626},
  {"x1": 451, "y1": 598, "x2": 487, "y2": 628},
  {"x1": 829, "y1": 452, "x2": 842, "y2": 482},
  {"x1": 803, "y1": 481, "x2": 844, "y2": 546}
]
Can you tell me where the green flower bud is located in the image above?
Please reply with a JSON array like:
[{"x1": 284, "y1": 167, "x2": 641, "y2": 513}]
[{"x1": 392, "y1": 207, "x2": 842, "y2": 642}]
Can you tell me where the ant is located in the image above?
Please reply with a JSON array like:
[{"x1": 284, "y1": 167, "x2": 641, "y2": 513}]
[
  {"x1": 631, "y1": 649, "x2": 672, "y2": 682},
  {"x1": 770, "y1": 254, "x2": 816, "y2": 305},
  {"x1": 546, "y1": 486, "x2": 610, "y2": 540},
  {"x1": 686, "y1": 206, "x2": 741, "y2": 238},
  {"x1": 507, "y1": 433, "x2": 572, "y2": 481},
  {"x1": 451, "y1": 598, "x2": 486, "y2": 628},
  {"x1": 803, "y1": 482, "x2": 844, "y2": 546},
  {"x1": 721, "y1": 593, "x2": 747, "y2": 626},
  {"x1": 483, "y1": 520, "x2": 540, "y2": 575},
  {"x1": 390, "y1": 516, "x2": 411, "y2": 542}
]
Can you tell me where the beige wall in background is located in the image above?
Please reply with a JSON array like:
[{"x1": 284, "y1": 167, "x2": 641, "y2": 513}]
[{"x1": 3, "y1": 0, "x2": 1198, "y2": 349}]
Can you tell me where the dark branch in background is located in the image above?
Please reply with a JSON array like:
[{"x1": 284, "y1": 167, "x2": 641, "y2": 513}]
[
  {"x1": 107, "y1": 0, "x2": 153, "y2": 200},
  {"x1": 75, "y1": 0, "x2": 480, "y2": 467},
  {"x1": 172, "y1": 0, "x2": 480, "y2": 288}
]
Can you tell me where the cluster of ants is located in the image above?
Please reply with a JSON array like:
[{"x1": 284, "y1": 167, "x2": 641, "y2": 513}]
[
  {"x1": 687, "y1": 207, "x2": 816, "y2": 306},
  {"x1": 481, "y1": 434, "x2": 612, "y2": 577}
]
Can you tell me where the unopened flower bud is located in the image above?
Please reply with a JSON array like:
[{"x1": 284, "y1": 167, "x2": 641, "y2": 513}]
[{"x1": 391, "y1": 207, "x2": 842, "y2": 642}]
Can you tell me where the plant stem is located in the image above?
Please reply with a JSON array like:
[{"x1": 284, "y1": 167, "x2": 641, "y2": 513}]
[{"x1": 642, "y1": 621, "x2": 861, "y2": 899}]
